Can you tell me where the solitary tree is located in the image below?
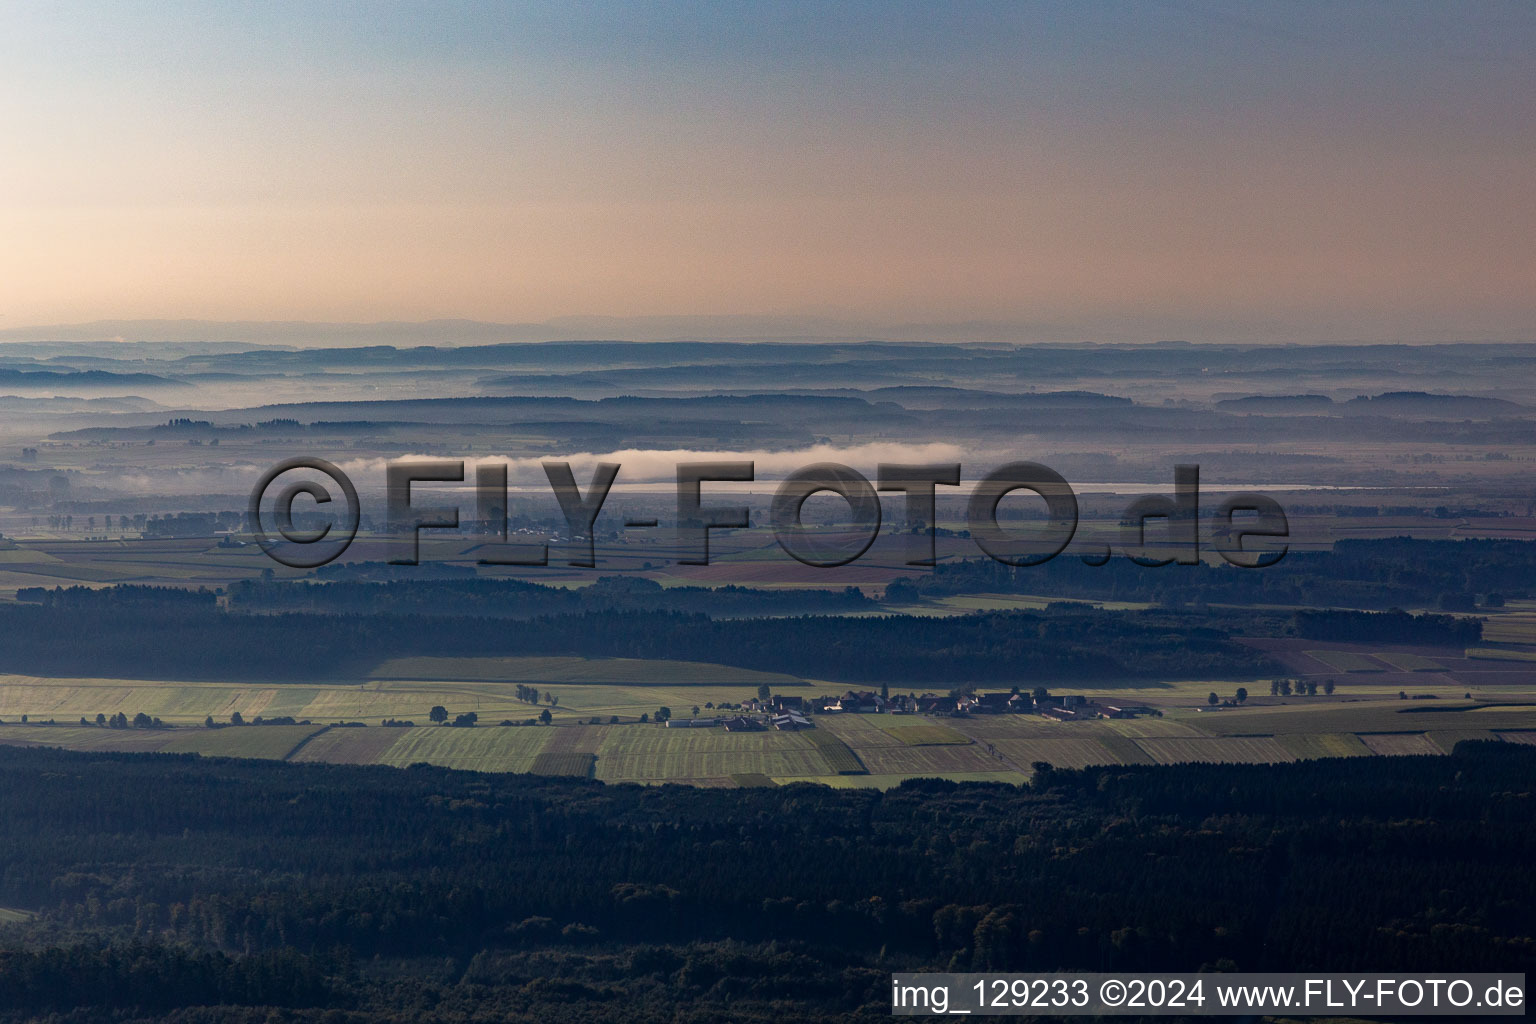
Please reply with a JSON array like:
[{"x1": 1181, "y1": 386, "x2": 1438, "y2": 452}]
[
  {"x1": 757, "y1": 683, "x2": 772, "y2": 701},
  {"x1": 1269, "y1": 679, "x2": 1280, "y2": 696},
  {"x1": 1207, "y1": 692, "x2": 1219, "y2": 706},
  {"x1": 204, "y1": 715, "x2": 214, "y2": 728},
  {"x1": 429, "y1": 705, "x2": 448, "y2": 724},
  {"x1": 96, "y1": 713, "x2": 106, "y2": 726},
  {"x1": 656, "y1": 706, "x2": 672, "y2": 723},
  {"x1": 230, "y1": 711, "x2": 244, "y2": 726},
  {"x1": 1305, "y1": 680, "x2": 1318, "y2": 696},
  {"x1": 1235, "y1": 687, "x2": 1248, "y2": 704},
  {"x1": 691, "y1": 706, "x2": 700, "y2": 718},
  {"x1": 538, "y1": 709, "x2": 552, "y2": 725},
  {"x1": 1323, "y1": 679, "x2": 1336, "y2": 695}
]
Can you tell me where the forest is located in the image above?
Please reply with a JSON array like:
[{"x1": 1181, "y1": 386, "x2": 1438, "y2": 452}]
[
  {"x1": 899, "y1": 537, "x2": 1534, "y2": 611},
  {"x1": 0, "y1": 591, "x2": 1281, "y2": 683},
  {"x1": 0, "y1": 741, "x2": 1530, "y2": 1022}
]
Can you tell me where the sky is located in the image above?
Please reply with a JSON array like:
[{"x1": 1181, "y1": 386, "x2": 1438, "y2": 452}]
[{"x1": 1, "y1": 0, "x2": 1533, "y2": 342}]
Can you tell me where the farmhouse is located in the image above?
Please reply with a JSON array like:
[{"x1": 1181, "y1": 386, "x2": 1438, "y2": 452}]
[
  {"x1": 829, "y1": 690, "x2": 885, "y2": 713},
  {"x1": 722, "y1": 716, "x2": 764, "y2": 732},
  {"x1": 973, "y1": 692, "x2": 1028, "y2": 713},
  {"x1": 1041, "y1": 706, "x2": 1099, "y2": 722}
]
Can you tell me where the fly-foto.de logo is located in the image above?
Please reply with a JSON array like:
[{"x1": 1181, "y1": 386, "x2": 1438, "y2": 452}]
[{"x1": 248, "y1": 457, "x2": 1288, "y2": 571}]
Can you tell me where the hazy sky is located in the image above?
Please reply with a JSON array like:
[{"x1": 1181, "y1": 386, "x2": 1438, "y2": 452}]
[{"x1": 2, "y1": 1, "x2": 1533, "y2": 341}]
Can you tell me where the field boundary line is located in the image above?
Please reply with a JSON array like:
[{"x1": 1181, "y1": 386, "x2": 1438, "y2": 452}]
[{"x1": 281, "y1": 725, "x2": 331, "y2": 761}]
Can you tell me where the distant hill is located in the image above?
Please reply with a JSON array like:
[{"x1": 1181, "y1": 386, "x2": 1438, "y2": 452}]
[
  {"x1": 1216, "y1": 394, "x2": 1335, "y2": 413},
  {"x1": 0, "y1": 368, "x2": 185, "y2": 387},
  {"x1": 1343, "y1": 391, "x2": 1527, "y2": 418}
]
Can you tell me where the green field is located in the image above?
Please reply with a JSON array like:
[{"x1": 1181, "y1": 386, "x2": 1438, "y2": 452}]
[
  {"x1": 595, "y1": 727, "x2": 833, "y2": 783},
  {"x1": 878, "y1": 723, "x2": 971, "y2": 745},
  {"x1": 367, "y1": 726, "x2": 553, "y2": 773},
  {"x1": 988, "y1": 736, "x2": 1123, "y2": 769},
  {"x1": 0, "y1": 670, "x2": 810, "y2": 730},
  {"x1": 1135, "y1": 736, "x2": 1297, "y2": 764},
  {"x1": 803, "y1": 728, "x2": 867, "y2": 774},
  {"x1": 1306, "y1": 650, "x2": 1388, "y2": 672},
  {"x1": 1358, "y1": 732, "x2": 1443, "y2": 756},
  {"x1": 1275, "y1": 732, "x2": 1373, "y2": 758},
  {"x1": 1373, "y1": 652, "x2": 1445, "y2": 672},
  {"x1": 371, "y1": 655, "x2": 801, "y2": 687},
  {"x1": 1480, "y1": 613, "x2": 1536, "y2": 644},
  {"x1": 0, "y1": 723, "x2": 322, "y2": 759},
  {"x1": 728, "y1": 772, "x2": 778, "y2": 787},
  {"x1": 531, "y1": 751, "x2": 597, "y2": 777},
  {"x1": 1466, "y1": 647, "x2": 1536, "y2": 662}
]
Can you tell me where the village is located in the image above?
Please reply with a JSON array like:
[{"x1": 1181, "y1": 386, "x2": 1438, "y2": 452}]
[{"x1": 664, "y1": 688, "x2": 1158, "y2": 730}]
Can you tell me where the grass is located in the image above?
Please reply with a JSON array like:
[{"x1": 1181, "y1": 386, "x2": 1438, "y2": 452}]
[
  {"x1": 878, "y1": 723, "x2": 971, "y2": 746},
  {"x1": 531, "y1": 751, "x2": 596, "y2": 777},
  {"x1": 989, "y1": 737, "x2": 1124, "y2": 769},
  {"x1": 0, "y1": 723, "x2": 324, "y2": 760},
  {"x1": 1425, "y1": 729, "x2": 1498, "y2": 754},
  {"x1": 290, "y1": 726, "x2": 408, "y2": 764},
  {"x1": 371, "y1": 655, "x2": 802, "y2": 687},
  {"x1": 369, "y1": 725, "x2": 554, "y2": 773},
  {"x1": 803, "y1": 728, "x2": 867, "y2": 774},
  {"x1": 1275, "y1": 733, "x2": 1373, "y2": 758},
  {"x1": 595, "y1": 727, "x2": 833, "y2": 782},
  {"x1": 855, "y1": 742, "x2": 1001, "y2": 775},
  {"x1": 1306, "y1": 650, "x2": 1388, "y2": 672},
  {"x1": 1466, "y1": 647, "x2": 1536, "y2": 662},
  {"x1": 1184, "y1": 703, "x2": 1536, "y2": 737},
  {"x1": 158, "y1": 725, "x2": 326, "y2": 760},
  {"x1": 781, "y1": 771, "x2": 1026, "y2": 789},
  {"x1": 1481, "y1": 614, "x2": 1536, "y2": 644},
  {"x1": 1135, "y1": 736, "x2": 1297, "y2": 765},
  {"x1": 1093, "y1": 732, "x2": 1157, "y2": 765},
  {"x1": 1358, "y1": 733, "x2": 1441, "y2": 756},
  {"x1": 728, "y1": 772, "x2": 778, "y2": 787},
  {"x1": 1373, "y1": 653, "x2": 1444, "y2": 672}
]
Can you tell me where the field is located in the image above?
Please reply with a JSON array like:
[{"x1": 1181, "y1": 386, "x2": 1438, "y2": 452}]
[
  {"x1": 1134, "y1": 736, "x2": 1297, "y2": 765},
  {"x1": 1372, "y1": 652, "x2": 1444, "y2": 672},
  {"x1": 0, "y1": 662, "x2": 817, "y2": 729},
  {"x1": 593, "y1": 727, "x2": 833, "y2": 784},
  {"x1": 1275, "y1": 732, "x2": 1373, "y2": 758},
  {"x1": 1358, "y1": 733, "x2": 1443, "y2": 756},
  {"x1": 371, "y1": 655, "x2": 800, "y2": 688},
  {"x1": 0, "y1": 723, "x2": 323, "y2": 760},
  {"x1": 1466, "y1": 647, "x2": 1536, "y2": 662},
  {"x1": 2, "y1": 662, "x2": 1535, "y2": 786},
  {"x1": 530, "y1": 751, "x2": 597, "y2": 777},
  {"x1": 878, "y1": 723, "x2": 971, "y2": 745},
  {"x1": 1305, "y1": 650, "x2": 1388, "y2": 672}
]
